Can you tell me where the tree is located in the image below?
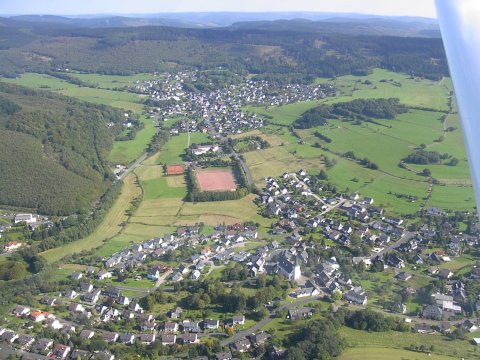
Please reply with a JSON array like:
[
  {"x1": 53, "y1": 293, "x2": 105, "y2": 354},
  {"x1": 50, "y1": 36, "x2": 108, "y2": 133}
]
[
  {"x1": 422, "y1": 168, "x2": 432, "y2": 177},
  {"x1": 225, "y1": 325, "x2": 235, "y2": 337}
]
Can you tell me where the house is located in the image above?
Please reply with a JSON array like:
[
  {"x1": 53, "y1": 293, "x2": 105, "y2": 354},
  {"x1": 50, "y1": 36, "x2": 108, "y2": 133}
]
[
  {"x1": 204, "y1": 319, "x2": 219, "y2": 330},
  {"x1": 52, "y1": 344, "x2": 71, "y2": 359},
  {"x1": 30, "y1": 310, "x2": 48, "y2": 322},
  {"x1": 119, "y1": 333, "x2": 136, "y2": 345},
  {"x1": 71, "y1": 272, "x2": 83, "y2": 281},
  {"x1": 171, "y1": 272, "x2": 183, "y2": 282},
  {"x1": 232, "y1": 315, "x2": 245, "y2": 325},
  {"x1": 101, "y1": 331, "x2": 119, "y2": 343},
  {"x1": 182, "y1": 320, "x2": 201, "y2": 333},
  {"x1": 215, "y1": 351, "x2": 233, "y2": 360},
  {"x1": 345, "y1": 287, "x2": 368, "y2": 305},
  {"x1": 160, "y1": 321, "x2": 178, "y2": 333},
  {"x1": 161, "y1": 334, "x2": 177, "y2": 346},
  {"x1": 385, "y1": 253, "x2": 405, "y2": 268},
  {"x1": 64, "y1": 290, "x2": 78, "y2": 299},
  {"x1": 14, "y1": 213, "x2": 37, "y2": 224},
  {"x1": 439, "y1": 268, "x2": 454, "y2": 279},
  {"x1": 16, "y1": 334, "x2": 35, "y2": 349},
  {"x1": 83, "y1": 290, "x2": 100, "y2": 304},
  {"x1": 182, "y1": 333, "x2": 200, "y2": 344},
  {"x1": 91, "y1": 351, "x2": 115, "y2": 360},
  {"x1": 128, "y1": 302, "x2": 143, "y2": 313},
  {"x1": 80, "y1": 283, "x2": 94, "y2": 293},
  {"x1": 40, "y1": 296, "x2": 57, "y2": 306},
  {"x1": 80, "y1": 330, "x2": 95, "y2": 339},
  {"x1": 140, "y1": 333, "x2": 156, "y2": 345},
  {"x1": 96, "y1": 270, "x2": 113, "y2": 280},
  {"x1": 288, "y1": 307, "x2": 313, "y2": 320},
  {"x1": 141, "y1": 321, "x2": 156, "y2": 332},
  {"x1": 462, "y1": 319, "x2": 479, "y2": 333},
  {"x1": 1, "y1": 330, "x2": 18, "y2": 344},
  {"x1": 191, "y1": 270, "x2": 201, "y2": 281},
  {"x1": 170, "y1": 307, "x2": 183, "y2": 319},
  {"x1": 4, "y1": 241, "x2": 22, "y2": 252},
  {"x1": 12, "y1": 305, "x2": 31, "y2": 318},
  {"x1": 396, "y1": 272, "x2": 412, "y2": 281},
  {"x1": 250, "y1": 332, "x2": 270, "y2": 346},
  {"x1": 117, "y1": 296, "x2": 130, "y2": 306},
  {"x1": 414, "y1": 323, "x2": 434, "y2": 334},
  {"x1": 103, "y1": 286, "x2": 121, "y2": 298},
  {"x1": 292, "y1": 287, "x2": 320, "y2": 298},
  {"x1": 33, "y1": 338, "x2": 54, "y2": 354},
  {"x1": 147, "y1": 268, "x2": 160, "y2": 280},
  {"x1": 230, "y1": 338, "x2": 251, "y2": 353},
  {"x1": 68, "y1": 303, "x2": 85, "y2": 314},
  {"x1": 70, "y1": 350, "x2": 92, "y2": 360},
  {"x1": 423, "y1": 305, "x2": 443, "y2": 320}
]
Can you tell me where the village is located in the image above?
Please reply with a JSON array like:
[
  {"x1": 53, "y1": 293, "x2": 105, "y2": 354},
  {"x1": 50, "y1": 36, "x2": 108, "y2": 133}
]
[
  {"x1": 3, "y1": 169, "x2": 480, "y2": 359},
  {"x1": 135, "y1": 70, "x2": 335, "y2": 136}
]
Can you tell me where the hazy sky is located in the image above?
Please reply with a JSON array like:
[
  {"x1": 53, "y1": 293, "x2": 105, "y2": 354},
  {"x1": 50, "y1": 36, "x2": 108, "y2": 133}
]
[{"x1": 0, "y1": 0, "x2": 437, "y2": 18}]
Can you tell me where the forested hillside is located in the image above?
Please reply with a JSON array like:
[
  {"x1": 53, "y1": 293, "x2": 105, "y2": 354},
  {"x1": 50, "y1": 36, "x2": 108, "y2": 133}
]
[
  {"x1": 0, "y1": 83, "x2": 124, "y2": 214},
  {"x1": 0, "y1": 17, "x2": 448, "y2": 82}
]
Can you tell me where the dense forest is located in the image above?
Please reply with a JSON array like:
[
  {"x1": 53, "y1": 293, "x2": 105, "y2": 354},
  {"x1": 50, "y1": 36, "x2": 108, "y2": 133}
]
[
  {"x1": 0, "y1": 83, "x2": 125, "y2": 214},
  {"x1": 294, "y1": 98, "x2": 408, "y2": 128},
  {"x1": 0, "y1": 17, "x2": 449, "y2": 82}
]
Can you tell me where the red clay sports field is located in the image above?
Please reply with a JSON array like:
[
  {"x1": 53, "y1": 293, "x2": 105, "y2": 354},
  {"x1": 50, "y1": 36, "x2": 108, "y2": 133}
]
[{"x1": 196, "y1": 168, "x2": 237, "y2": 192}]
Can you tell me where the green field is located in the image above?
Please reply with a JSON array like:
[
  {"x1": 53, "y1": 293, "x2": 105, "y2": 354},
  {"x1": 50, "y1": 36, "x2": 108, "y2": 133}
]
[
  {"x1": 340, "y1": 347, "x2": 458, "y2": 360},
  {"x1": 341, "y1": 327, "x2": 480, "y2": 359},
  {"x1": 109, "y1": 115, "x2": 157, "y2": 165},
  {"x1": 61, "y1": 72, "x2": 155, "y2": 89},
  {"x1": 41, "y1": 173, "x2": 141, "y2": 263},
  {"x1": 156, "y1": 133, "x2": 210, "y2": 164},
  {"x1": 243, "y1": 69, "x2": 474, "y2": 214}
]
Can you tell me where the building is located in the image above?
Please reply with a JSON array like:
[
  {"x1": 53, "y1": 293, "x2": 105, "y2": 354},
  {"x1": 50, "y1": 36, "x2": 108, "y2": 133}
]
[
  {"x1": 277, "y1": 254, "x2": 301, "y2": 280},
  {"x1": 14, "y1": 214, "x2": 37, "y2": 224}
]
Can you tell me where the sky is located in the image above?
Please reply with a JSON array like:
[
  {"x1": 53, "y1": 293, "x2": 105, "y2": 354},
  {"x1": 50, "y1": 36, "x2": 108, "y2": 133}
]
[{"x1": 0, "y1": 0, "x2": 437, "y2": 18}]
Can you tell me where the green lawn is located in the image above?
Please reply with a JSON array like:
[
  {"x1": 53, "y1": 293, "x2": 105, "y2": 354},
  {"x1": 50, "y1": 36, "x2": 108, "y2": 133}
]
[
  {"x1": 109, "y1": 115, "x2": 157, "y2": 165},
  {"x1": 340, "y1": 347, "x2": 459, "y2": 360},
  {"x1": 142, "y1": 177, "x2": 188, "y2": 200},
  {"x1": 340, "y1": 327, "x2": 479, "y2": 359},
  {"x1": 156, "y1": 133, "x2": 210, "y2": 164}
]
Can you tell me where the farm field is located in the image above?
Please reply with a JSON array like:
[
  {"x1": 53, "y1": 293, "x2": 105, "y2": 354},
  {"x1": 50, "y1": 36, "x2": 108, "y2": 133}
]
[
  {"x1": 61, "y1": 72, "x2": 155, "y2": 89},
  {"x1": 243, "y1": 69, "x2": 474, "y2": 214},
  {"x1": 340, "y1": 327, "x2": 479, "y2": 359}
]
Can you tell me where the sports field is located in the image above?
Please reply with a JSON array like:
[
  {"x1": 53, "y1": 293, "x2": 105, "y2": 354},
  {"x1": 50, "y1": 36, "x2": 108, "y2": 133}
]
[{"x1": 196, "y1": 168, "x2": 237, "y2": 192}]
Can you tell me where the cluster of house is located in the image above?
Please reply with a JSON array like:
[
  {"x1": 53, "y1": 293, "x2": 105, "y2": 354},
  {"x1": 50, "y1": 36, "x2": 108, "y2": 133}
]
[{"x1": 137, "y1": 70, "x2": 333, "y2": 136}]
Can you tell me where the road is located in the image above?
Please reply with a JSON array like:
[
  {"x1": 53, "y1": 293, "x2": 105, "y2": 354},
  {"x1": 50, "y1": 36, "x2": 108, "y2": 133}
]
[
  {"x1": 220, "y1": 295, "x2": 321, "y2": 346},
  {"x1": 232, "y1": 152, "x2": 254, "y2": 187},
  {"x1": 118, "y1": 152, "x2": 148, "y2": 180},
  {"x1": 375, "y1": 231, "x2": 415, "y2": 256},
  {"x1": 290, "y1": 173, "x2": 326, "y2": 205},
  {"x1": 116, "y1": 269, "x2": 173, "y2": 297}
]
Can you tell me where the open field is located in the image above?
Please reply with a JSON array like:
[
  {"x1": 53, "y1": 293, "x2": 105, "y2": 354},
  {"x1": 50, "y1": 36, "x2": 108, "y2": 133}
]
[
  {"x1": 109, "y1": 115, "x2": 157, "y2": 164},
  {"x1": 156, "y1": 133, "x2": 210, "y2": 164},
  {"x1": 340, "y1": 327, "x2": 480, "y2": 359},
  {"x1": 242, "y1": 69, "x2": 474, "y2": 214},
  {"x1": 2, "y1": 73, "x2": 143, "y2": 111},
  {"x1": 196, "y1": 168, "x2": 237, "y2": 192},
  {"x1": 40, "y1": 173, "x2": 141, "y2": 263},
  {"x1": 61, "y1": 72, "x2": 155, "y2": 89},
  {"x1": 340, "y1": 347, "x2": 458, "y2": 360}
]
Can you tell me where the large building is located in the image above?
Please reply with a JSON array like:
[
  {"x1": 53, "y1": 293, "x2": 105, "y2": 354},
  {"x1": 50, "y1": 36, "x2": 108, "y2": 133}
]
[{"x1": 277, "y1": 254, "x2": 301, "y2": 280}]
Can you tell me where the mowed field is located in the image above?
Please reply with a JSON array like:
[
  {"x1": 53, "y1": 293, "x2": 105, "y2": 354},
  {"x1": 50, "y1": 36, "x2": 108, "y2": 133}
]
[
  {"x1": 244, "y1": 69, "x2": 474, "y2": 214},
  {"x1": 196, "y1": 168, "x2": 237, "y2": 192},
  {"x1": 340, "y1": 347, "x2": 459, "y2": 360}
]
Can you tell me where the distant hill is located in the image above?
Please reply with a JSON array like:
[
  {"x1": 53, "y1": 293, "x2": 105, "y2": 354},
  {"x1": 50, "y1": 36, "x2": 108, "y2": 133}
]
[{"x1": 0, "y1": 83, "x2": 124, "y2": 215}]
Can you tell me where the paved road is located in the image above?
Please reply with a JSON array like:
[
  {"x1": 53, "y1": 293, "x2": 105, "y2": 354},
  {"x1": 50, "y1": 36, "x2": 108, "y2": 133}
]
[
  {"x1": 376, "y1": 231, "x2": 415, "y2": 257},
  {"x1": 290, "y1": 173, "x2": 326, "y2": 205},
  {"x1": 220, "y1": 296, "x2": 321, "y2": 346},
  {"x1": 118, "y1": 152, "x2": 148, "y2": 180},
  {"x1": 232, "y1": 152, "x2": 254, "y2": 187}
]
